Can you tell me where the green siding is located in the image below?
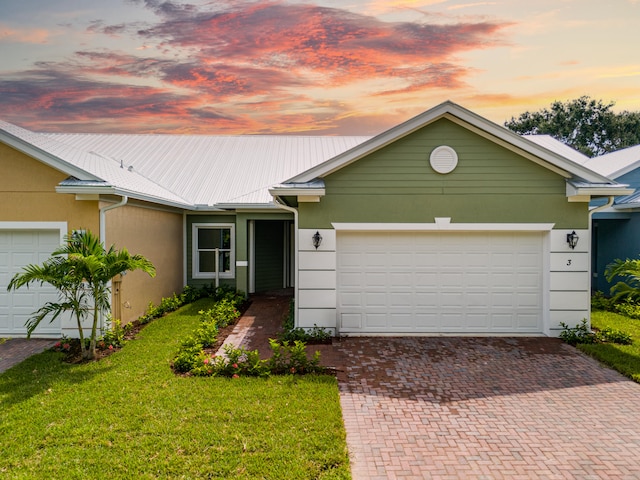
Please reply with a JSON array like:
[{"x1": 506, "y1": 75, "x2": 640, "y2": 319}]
[
  {"x1": 254, "y1": 221, "x2": 285, "y2": 292},
  {"x1": 299, "y1": 118, "x2": 588, "y2": 229}
]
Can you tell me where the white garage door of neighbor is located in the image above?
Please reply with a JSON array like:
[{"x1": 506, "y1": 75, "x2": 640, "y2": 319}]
[
  {"x1": 337, "y1": 231, "x2": 544, "y2": 334},
  {"x1": 0, "y1": 230, "x2": 63, "y2": 337}
]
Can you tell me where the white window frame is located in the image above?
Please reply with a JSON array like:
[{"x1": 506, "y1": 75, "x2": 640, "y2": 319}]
[{"x1": 192, "y1": 223, "x2": 235, "y2": 279}]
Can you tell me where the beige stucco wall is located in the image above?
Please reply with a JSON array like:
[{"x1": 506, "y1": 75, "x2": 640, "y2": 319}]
[
  {"x1": 0, "y1": 143, "x2": 98, "y2": 230},
  {"x1": 104, "y1": 203, "x2": 184, "y2": 324},
  {"x1": 2, "y1": 142, "x2": 184, "y2": 326}
]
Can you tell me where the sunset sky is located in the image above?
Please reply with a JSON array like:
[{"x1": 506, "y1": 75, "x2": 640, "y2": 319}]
[{"x1": 1, "y1": 0, "x2": 639, "y2": 135}]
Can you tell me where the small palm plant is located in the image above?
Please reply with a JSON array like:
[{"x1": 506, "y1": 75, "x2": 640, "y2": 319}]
[
  {"x1": 606, "y1": 257, "x2": 640, "y2": 303},
  {"x1": 8, "y1": 231, "x2": 156, "y2": 359}
]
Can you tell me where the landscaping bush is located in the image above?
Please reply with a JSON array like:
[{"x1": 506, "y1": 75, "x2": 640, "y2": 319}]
[
  {"x1": 598, "y1": 327, "x2": 633, "y2": 345},
  {"x1": 187, "y1": 341, "x2": 325, "y2": 378},
  {"x1": 559, "y1": 319, "x2": 633, "y2": 346},
  {"x1": 559, "y1": 320, "x2": 597, "y2": 346},
  {"x1": 615, "y1": 301, "x2": 640, "y2": 320},
  {"x1": 591, "y1": 291, "x2": 616, "y2": 311}
]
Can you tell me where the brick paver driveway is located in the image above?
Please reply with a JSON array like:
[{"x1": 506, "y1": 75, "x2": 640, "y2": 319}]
[{"x1": 333, "y1": 337, "x2": 640, "y2": 479}]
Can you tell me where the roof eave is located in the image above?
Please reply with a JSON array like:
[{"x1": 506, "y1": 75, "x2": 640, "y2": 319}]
[
  {"x1": 566, "y1": 181, "x2": 634, "y2": 200},
  {"x1": 56, "y1": 184, "x2": 193, "y2": 210},
  {"x1": 0, "y1": 130, "x2": 101, "y2": 182}
]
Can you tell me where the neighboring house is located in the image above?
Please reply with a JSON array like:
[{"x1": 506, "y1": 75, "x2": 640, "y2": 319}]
[
  {"x1": 0, "y1": 101, "x2": 632, "y2": 338},
  {"x1": 579, "y1": 145, "x2": 640, "y2": 294}
]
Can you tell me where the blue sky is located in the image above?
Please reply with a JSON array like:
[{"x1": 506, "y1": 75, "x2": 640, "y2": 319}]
[{"x1": 1, "y1": 0, "x2": 639, "y2": 134}]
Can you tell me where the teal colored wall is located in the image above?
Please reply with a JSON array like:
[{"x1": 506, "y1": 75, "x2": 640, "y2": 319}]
[
  {"x1": 299, "y1": 119, "x2": 588, "y2": 228},
  {"x1": 591, "y1": 170, "x2": 640, "y2": 293}
]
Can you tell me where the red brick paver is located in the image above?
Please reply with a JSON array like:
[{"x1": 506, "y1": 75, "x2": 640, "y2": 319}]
[{"x1": 336, "y1": 337, "x2": 640, "y2": 480}]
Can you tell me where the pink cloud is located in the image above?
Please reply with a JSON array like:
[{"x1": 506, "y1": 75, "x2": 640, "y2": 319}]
[{"x1": 0, "y1": 1, "x2": 512, "y2": 134}]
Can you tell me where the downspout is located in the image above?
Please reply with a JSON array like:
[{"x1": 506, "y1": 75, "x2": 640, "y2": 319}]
[
  {"x1": 100, "y1": 195, "x2": 128, "y2": 246},
  {"x1": 99, "y1": 195, "x2": 128, "y2": 331},
  {"x1": 273, "y1": 196, "x2": 299, "y2": 328},
  {"x1": 588, "y1": 196, "x2": 615, "y2": 321}
]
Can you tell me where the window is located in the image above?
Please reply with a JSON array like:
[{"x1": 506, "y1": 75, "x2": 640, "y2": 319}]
[{"x1": 192, "y1": 223, "x2": 235, "y2": 279}]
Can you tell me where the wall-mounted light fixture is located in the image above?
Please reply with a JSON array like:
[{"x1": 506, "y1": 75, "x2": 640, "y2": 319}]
[
  {"x1": 312, "y1": 231, "x2": 323, "y2": 250},
  {"x1": 566, "y1": 230, "x2": 579, "y2": 249}
]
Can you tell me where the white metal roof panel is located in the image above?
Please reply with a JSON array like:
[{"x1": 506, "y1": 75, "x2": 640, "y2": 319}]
[
  {"x1": 0, "y1": 121, "x2": 192, "y2": 206},
  {"x1": 523, "y1": 135, "x2": 590, "y2": 165},
  {"x1": 582, "y1": 144, "x2": 640, "y2": 179},
  {"x1": 45, "y1": 133, "x2": 371, "y2": 206}
]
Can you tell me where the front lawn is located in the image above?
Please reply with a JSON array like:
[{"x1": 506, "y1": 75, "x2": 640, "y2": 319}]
[
  {"x1": 579, "y1": 310, "x2": 640, "y2": 383},
  {"x1": 0, "y1": 299, "x2": 350, "y2": 479}
]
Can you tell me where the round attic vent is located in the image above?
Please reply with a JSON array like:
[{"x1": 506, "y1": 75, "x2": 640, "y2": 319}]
[{"x1": 429, "y1": 146, "x2": 458, "y2": 174}]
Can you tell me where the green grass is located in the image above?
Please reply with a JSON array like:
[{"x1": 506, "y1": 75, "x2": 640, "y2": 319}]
[
  {"x1": 0, "y1": 299, "x2": 350, "y2": 479},
  {"x1": 579, "y1": 310, "x2": 640, "y2": 383}
]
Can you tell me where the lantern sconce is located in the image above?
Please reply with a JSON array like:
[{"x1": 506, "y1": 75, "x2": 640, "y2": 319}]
[
  {"x1": 566, "y1": 230, "x2": 579, "y2": 250},
  {"x1": 312, "y1": 231, "x2": 323, "y2": 250}
]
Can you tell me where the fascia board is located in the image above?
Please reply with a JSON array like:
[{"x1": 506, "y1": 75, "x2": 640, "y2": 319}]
[
  {"x1": 56, "y1": 184, "x2": 193, "y2": 210},
  {"x1": 566, "y1": 183, "x2": 634, "y2": 198},
  {"x1": 0, "y1": 130, "x2": 100, "y2": 182},
  {"x1": 268, "y1": 187, "x2": 325, "y2": 197},
  {"x1": 207, "y1": 202, "x2": 281, "y2": 210}
]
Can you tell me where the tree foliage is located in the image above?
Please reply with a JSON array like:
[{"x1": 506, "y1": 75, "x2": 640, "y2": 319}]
[
  {"x1": 8, "y1": 231, "x2": 156, "y2": 359},
  {"x1": 505, "y1": 96, "x2": 640, "y2": 157}
]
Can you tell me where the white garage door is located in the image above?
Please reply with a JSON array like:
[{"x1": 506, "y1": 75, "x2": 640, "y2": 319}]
[
  {"x1": 0, "y1": 229, "x2": 63, "y2": 338},
  {"x1": 337, "y1": 231, "x2": 544, "y2": 334}
]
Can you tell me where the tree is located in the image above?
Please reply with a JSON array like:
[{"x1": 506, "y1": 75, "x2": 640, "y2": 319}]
[
  {"x1": 505, "y1": 96, "x2": 640, "y2": 157},
  {"x1": 8, "y1": 231, "x2": 156, "y2": 359}
]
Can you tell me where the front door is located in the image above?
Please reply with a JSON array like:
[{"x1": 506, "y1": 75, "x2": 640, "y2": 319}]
[{"x1": 252, "y1": 220, "x2": 294, "y2": 293}]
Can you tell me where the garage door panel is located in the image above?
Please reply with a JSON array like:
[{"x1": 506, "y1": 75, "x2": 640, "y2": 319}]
[
  {"x1": 365, "y1": 313, "x2": 387, "y2": 328},
  {"x1": 1, "y1": 229, "x2": 65, "y2": 337},
  {"x1": 364, "y1": 292, "x2": 385, "y2": 307},
  {"x1": 337, "y1": 231, "x2": 543, "y2": 334}
]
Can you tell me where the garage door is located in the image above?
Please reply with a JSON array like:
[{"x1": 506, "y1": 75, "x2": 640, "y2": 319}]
[
  {"x1": 0, "y1": 230, "x2": 63, "y2": 337},
  {"x1": 337, "y1": 231, "x2": 543, "y2": 334}
]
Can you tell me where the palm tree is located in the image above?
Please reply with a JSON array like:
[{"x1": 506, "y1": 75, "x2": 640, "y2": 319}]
[
  {"x1": 606, "y1": 257, "x2": 640, "y2": 303},
  {"x1": 8, "y1": 231, "x2": 156, "y2": 359}
]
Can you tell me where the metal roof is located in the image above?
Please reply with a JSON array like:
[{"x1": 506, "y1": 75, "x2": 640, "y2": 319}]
[
  {"x1": 581, "y1": 144, "x2": 640, "y2": 179},
  {"x1": 44, "y1": 133, "x2": 371, "y2": 207},
  {"x1": 0, "y1": 120, "x2": 193, "y2": 207},
  {"x1": 523, "y1": 135, "x2": 590, "y2": 165}
]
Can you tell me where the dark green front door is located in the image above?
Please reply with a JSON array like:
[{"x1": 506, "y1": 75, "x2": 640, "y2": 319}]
[{"x1": 254, "y1": 220, "x2": 289, "y2": 292}]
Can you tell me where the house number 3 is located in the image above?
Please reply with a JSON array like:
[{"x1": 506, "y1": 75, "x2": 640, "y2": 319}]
[{"x1": 567, "y1": 259, "x2": 572, "y2": 266}]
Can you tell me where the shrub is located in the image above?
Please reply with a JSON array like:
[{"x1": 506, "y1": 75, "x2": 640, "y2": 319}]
[
  {"x1": 198, "y1": 298, "x2": 240, "y2": 329},
  {"x1": 615, "y1": 301, "x2": 640, "y2": 320},
  {"x1": 189, "y1": 341, "x2": 324, "y2": 378},
  {"x1": 591, "y1": 291, "x2": 616, "y2": 312},
  {"x1": 560, "y1": 319, "x2": 633, "y2": 346},
  {"x1": 100, "y1": 317, "x2": 125, "y2": 349},
  {"x1": 266, "y1": 339, "x2": 323, "y2": 375},
  {"x1": 597, "y1": 327, "x2": 633, "y2": 345},
  {"x1": 559, "y1": 320, "x2": 597, "y2": 346}
]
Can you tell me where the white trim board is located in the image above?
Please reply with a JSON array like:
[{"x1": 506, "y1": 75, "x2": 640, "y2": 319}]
[{"x1": 331, "y1": 222, "x2": 555, "y2": 231}]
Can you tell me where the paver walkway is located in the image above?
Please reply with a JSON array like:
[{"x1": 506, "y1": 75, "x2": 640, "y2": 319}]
[
  {"x1": 0, "y1": 338, "x2": 58, "y2": 374},
  {"x1": 234, "y1": 297, "x2": 640, "y2": 479}
]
